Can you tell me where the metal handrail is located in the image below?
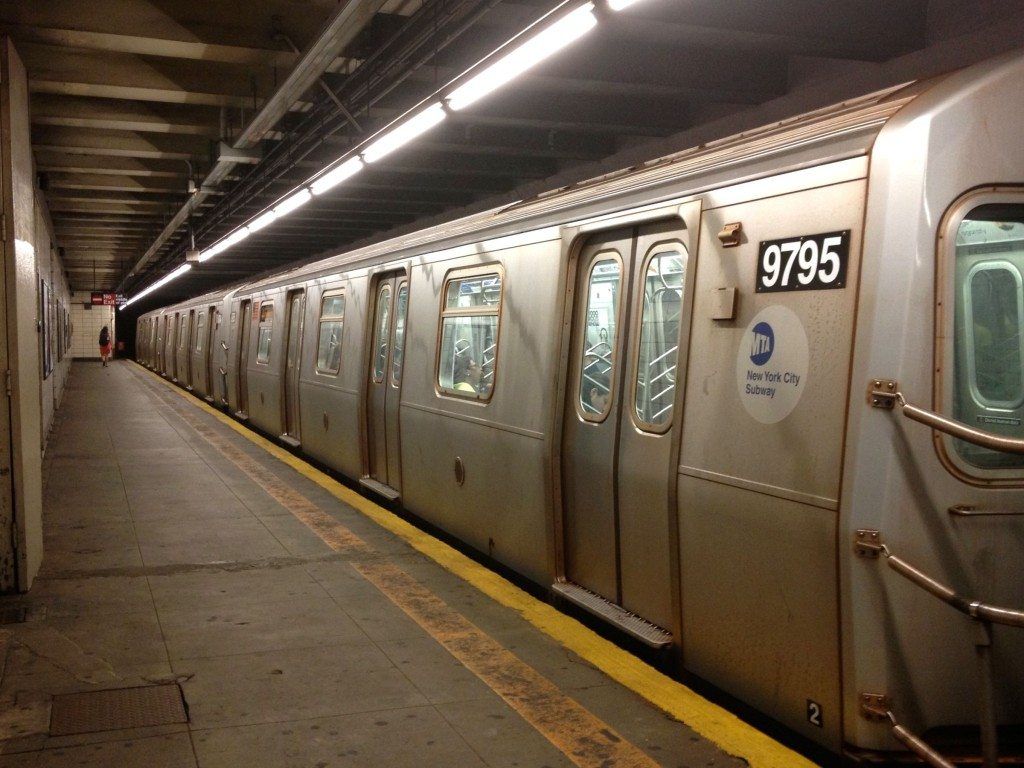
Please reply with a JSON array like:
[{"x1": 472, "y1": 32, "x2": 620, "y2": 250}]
[
  {"x1": 858, "y1": 530, "x2": 1021, "y2": 767},
  {"x1": 870, "y1": 381, "x2": 1024, "y2": 454},
  {"x1": 857, "y1": 536, "x2": 1024, "y2": 628},
  {"x1": 860, "y1": 696, "x2": 956, "y2": 768}
]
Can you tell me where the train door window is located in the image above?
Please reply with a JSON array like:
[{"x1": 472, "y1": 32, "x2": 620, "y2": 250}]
[
  {"x1": 951, "y1": 201, "x2": 1024, "y2": 469},
  {"x1": 371, "y1": 283, "x2": 392, "y2": 383},
  {"x1": 256, "y1": 302, "x2": 273, "y2": 364},
  {"x1": 196, "y1": 311, "x2": 206, "y2": 352},
  {"x1": 178, "y1": 315, "x2": 187, "y2": 350},
  {"x1": 632, "y1": 245, "x2": 687, "y2": 430},
  {"x1": 436, "y1": 268, "x2": 502, "y2": 400},
  {"x1": 315, "y1": 290, "x2": 345, "y2": 374},
  {"x1": 577, "y1": 256, "x2": 622, "y2": 421},
  {"x1": 391, "y1": 281, "x2": 409, "y2": 386}
]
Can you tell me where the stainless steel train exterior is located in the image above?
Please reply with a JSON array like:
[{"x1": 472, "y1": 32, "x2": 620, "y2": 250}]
[{"x1": 135, "y1": 51, "x2": 1024, "y2": 761}]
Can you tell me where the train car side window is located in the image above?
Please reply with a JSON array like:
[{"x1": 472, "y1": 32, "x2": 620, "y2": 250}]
[
  {"x1": 951, "y1": 202, "x2": 1024, "y2": 469},
  {"x1": 578, "y1": 256, "x2": 622, "y2": 422},
  {"x1": 391, "y1": 281, "x2": 409, "y2": 387},
  {"x1": 372, "y1": 284, "x2": 392, "y2": 383},
  {"x1": 436, "y1": 269, "x2": 502, "y2": 400},
  {"x1": 256, "y1": 302, "x2": 274, "y2": 364},
  {"x1": 195, "y1": 312, "x2": 206, "y2": 352},
  {"x1": 632, "y1": 245, "x2": 687, "y2": 431},
  {"x1": 315, "y1": 290, "x2": 345, "y2": 375}
]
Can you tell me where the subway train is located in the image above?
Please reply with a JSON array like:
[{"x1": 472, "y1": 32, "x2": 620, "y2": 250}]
[{"x1": 135, "y1": 51, "x2": 1024, "y2": 764}]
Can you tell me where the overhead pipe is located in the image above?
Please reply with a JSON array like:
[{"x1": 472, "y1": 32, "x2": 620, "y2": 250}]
[{"x1": 117, "y1": 0, "x2": 387, "y2": 292}]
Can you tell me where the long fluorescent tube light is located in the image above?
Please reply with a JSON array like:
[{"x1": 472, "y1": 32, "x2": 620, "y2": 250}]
[
  {"x1": 362, "y1": 103, "x2": 446, "y2": 163},
  {"x1": 311, "y1": 157, "x2": 364, "y2": 196},
  {"x1": 198, "y1": 226, "x2": 250, "y2": 262},
  {"x1": 248, "y1": 209, "x2": 278, "y2": 233},
  {"x1": 273, "y1": 188, "x2": 312, "y2": 217},
  {"x1": 446, "y1": 3, "x2": 597, "y2": 111},
  {"x1": 123, "y1": 263, "x2": 192, "y2": 307}
]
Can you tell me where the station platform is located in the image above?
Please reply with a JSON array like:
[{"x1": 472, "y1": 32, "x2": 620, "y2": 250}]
[{"x1": 0, "y1": 362, "x2": 810, "y2": 768}]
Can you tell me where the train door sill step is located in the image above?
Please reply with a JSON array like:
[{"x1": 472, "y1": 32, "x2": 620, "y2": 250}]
[
  {"x1": 279, "y1": 435, "x2": 300, "y2": 448},
  {"x1": 233, "y1": 411, "x2": 248, "y2": 421},
  {"x1": 552, "y1": 581, "x2": 672, "y2": 649},
  {"x1": 359, "y1": 476, "x2": 400, "y2": 501},
  {"x1": 204, "y1": 395, "x2": 214, "y2": 403}
]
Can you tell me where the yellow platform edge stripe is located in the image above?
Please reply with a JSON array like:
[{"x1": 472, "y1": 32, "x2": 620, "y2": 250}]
[{"x1": 138, "y1": 363, "x2": 817, "y2": 768}]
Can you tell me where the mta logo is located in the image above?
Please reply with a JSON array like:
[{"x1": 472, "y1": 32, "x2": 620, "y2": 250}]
[{"x1": 750, "y1": 322, "x2": 774, "y2": 366}]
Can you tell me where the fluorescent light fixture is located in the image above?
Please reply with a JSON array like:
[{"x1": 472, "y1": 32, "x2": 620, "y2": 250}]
[
  {"x1": 311, "y1": 157, "x2": 364, "y2": 196},
  {"x1": 248, "y1": 209, "x2": 278, "y2": 233},
  {"x1": 273, "y1": 188, "x2": 312, "y2": 217},
  {"x1": 446, "y1": 3, "x2": 597, "y2": 111},
  {"x1": 123, "y1": 263, "x2": 192, "y2": 307},
  {"x1": 607, "y1": 0, "x2": 642, "y2": 9},
  {"x1": 199, "y1": 226, "x2": 250, "y2": 262},
  {"x1": 362, "y1": 103, "x2": 446, "y2": 163}
]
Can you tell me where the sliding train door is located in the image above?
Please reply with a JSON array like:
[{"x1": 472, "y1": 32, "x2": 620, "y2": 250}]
[
  {"x1": 203, "y1": 307, "x2": 216, "y2": 401},
  {"x1": 282, "y1": 289, "x2": 305, "y2": 443},
  {"x1": 362, "y1": 270, "x2": 409, "y2": 497},
  {"x1": 558, "y1": 210, "x2": 699, "y2": 645},
  {"x1": 236, "y1": 300, "x2": 252, "y2": 417}
]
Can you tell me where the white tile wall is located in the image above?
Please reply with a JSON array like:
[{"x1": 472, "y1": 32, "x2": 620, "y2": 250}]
[{"x1": 70, "y1": 292, "x2": 116, "y2": 359}]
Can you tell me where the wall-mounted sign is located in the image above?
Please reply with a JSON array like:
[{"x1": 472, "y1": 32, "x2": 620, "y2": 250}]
[{"x1": 91, "y1": 292, "x2": 119, "y2": 306}]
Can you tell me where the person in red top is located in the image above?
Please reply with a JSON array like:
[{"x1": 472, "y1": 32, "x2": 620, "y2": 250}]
[{"x1": 98, "y1": 326, "x2": 112, "y2": 367}]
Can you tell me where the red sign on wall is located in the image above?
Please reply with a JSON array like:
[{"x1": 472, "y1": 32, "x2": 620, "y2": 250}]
[{"x1": 90, "y1": 292, "x2": 117, "y2": 306}]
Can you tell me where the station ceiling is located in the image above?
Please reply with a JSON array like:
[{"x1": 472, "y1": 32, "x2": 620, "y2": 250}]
[{"x1": 2, "y1": 0, "x2": 1023, "y2": 309}]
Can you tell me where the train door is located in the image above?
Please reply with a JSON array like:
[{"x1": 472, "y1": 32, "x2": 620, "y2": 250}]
[
  {"x1": 180, "y1": 311, "x2": 193, "y2": 386},
  {"x1": 157, "y1": 316, "x2": 166, "y2": 372},
  {"x1": 149, "y1": 319, "x2": 158, "y2": 367},
  {"x1": 558, "y1": 212, "x2": 698, "y2": 645},
  {"x1": 282, "y1": 289, "x2": 305, "y2": 443},
  {"x1": 168, "y1": 314, "x2": 179, "y2": 379},
  {"x1": 190, "y1": 309, "x2": 203, "y2": 390},
  {"x1": 362, "y1": 270, "x2": 409, "y2": 497},
  {"x1": 203, "y1": 307, "x2": 216, "y2": 400},
  {"x1": 236, "y1": 299, "x2": 252, "y2": 417}
]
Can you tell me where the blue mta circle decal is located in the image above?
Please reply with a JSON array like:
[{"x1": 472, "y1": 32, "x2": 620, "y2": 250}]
[{"x1": 749, "y1": 322, "x2": 774, "y2": 366}]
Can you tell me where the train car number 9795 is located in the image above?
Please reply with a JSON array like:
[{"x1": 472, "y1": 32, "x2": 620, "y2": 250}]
[{"x1": 756, "y1": 230, "x2": 850, "y2": 293}]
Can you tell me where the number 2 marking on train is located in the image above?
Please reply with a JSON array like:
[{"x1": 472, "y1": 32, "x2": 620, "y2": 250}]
[
  {"x1": 807, "y1": 699, "x2": 823, "y2": 728},
  {"x1": 757, "y1": 230, "x2": 850, "y2": 293}
]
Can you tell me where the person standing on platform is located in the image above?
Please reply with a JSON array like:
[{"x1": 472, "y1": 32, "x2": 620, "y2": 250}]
[{"x1": 98, "y1": 325, "x2": 112, "y2": 367}]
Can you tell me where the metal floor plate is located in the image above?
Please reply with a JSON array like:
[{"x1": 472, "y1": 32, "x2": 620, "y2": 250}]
[
  {"x1": 553, "y1": 581, "x2": 673, "y2": 649},
  {"x1": 49, "y1": 683, "x2": 188, "y2": 736}
]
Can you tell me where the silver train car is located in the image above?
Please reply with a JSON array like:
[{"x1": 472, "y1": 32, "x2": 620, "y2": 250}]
[{"x1": 136, "y1": 51, "x2": 1024, "y2": 763}]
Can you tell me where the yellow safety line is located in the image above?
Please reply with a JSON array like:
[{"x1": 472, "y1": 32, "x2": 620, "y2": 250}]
[{"x1": 134, "y1": 362, "x2": 817, "y2": 768}]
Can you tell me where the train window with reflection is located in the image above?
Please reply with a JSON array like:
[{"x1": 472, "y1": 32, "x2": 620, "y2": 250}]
[
  {"x1": 256, "y1": 302, "x2": 273, "y2": 364},
  {"x1": 372, "y1": 284, "x2": 392, "y2": 383},
  {"x1": 578, "y1": 255, "x2": 621, "y2": 421},
  {"x1": 315, "y1": 290, "x2": 345, "y2": 375},
  {"x1": 633, "y1": 245, "x2": 687, "y2": 431},
  {"x1": 952, "y1": 204, "x2": 1024, "y2": 468},
  {"x1": 391, "y1": 282, "x2": 409, "y2": 387},
  {"x1": 178, "y1": 315, "x2": 187, "y2": 350},
  {"x1": 195, "y1": 312, "x2": 206, "y2": 352},
  {"x1": 437, "y1": 270, "x2": 502, "y2": 400}
]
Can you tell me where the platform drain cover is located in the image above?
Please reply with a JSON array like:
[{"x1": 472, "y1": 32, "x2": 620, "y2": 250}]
[
  {"x1": 49, "y1": 683, "x2": 187, "y2": 736},
  {"x1": 0, "y1": 606, "x2": 28, "y2": 625}
]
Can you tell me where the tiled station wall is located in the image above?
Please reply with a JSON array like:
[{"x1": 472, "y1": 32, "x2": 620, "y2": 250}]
[{"x1": 70, "y1": 292, "x2": 116, "y2": 360}]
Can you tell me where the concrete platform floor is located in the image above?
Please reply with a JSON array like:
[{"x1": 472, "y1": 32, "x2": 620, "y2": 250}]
[{"x1": 0, "y1": 362, "x2": 788, "y2": 767}]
